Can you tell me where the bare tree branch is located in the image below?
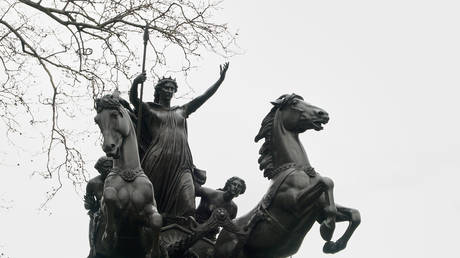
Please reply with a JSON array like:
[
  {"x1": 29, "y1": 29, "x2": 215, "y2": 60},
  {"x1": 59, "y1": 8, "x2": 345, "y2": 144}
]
[{"x1": 0, "y1": 0, "x2": 238, "y2": 204}]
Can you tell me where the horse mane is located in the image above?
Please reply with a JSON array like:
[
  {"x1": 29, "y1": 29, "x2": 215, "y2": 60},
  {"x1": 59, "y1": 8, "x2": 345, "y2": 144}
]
[
  {"x1": 95, "y1": 92, "x2": 148, "y2": 162},
  {"x1": 95, "y1": 94, "x2": 121, "y2": 113},
  {"x1": 254, "y1": 93, "x2": 304, "y2": 179},
  {"x1": 254, "y1": 106, "x2": 277, "y2": 178},
  {"x1": 95, "y1": 93, "x2": 136, "y2": 119},
  {"x1": 118, "y1": 97, "x2": 138, "y2": 127}
]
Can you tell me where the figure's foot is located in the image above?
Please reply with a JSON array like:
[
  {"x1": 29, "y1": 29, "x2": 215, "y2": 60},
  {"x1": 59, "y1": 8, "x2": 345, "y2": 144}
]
[
  {"x1": 320, "y1": 219, "x2": 335, "y2": 241},
  {"x1": 323, "y1": 238, "x2": 346, "y2": 254}
]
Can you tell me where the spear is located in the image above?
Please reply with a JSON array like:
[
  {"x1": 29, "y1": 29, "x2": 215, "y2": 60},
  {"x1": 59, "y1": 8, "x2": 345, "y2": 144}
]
[{"x1": 136, "y1": 23, "x2": 149, "y2": 143}]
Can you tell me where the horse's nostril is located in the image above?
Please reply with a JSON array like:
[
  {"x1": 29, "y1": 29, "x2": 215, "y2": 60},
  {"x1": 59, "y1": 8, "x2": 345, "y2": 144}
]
[{"x1": 103, "y1": 143, "x2": 115, "y2": 152}]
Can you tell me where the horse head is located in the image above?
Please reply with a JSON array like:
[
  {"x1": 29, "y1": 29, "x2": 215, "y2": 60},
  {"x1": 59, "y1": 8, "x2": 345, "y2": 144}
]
[
  {"x1": 255, "y1": 94, "x2": 330, "y2": 179},
  {"x1": 94, "y1": 93, "x2": 132, "y2": 159},
  {"x1": 272, "y1": 93, "x2": 329, "y2": 133}
]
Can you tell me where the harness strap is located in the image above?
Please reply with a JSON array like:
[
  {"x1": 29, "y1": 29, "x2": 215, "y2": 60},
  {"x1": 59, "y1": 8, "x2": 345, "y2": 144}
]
[
  {"x1": 241, "y1": 166, "x2": 297, "y2": 236},
  {"x1": 261, "y1": 166, "x2": 297, "y2": 210},
  {"x1": 107, "y1": 167, "x2": 146, "y2": 182}
]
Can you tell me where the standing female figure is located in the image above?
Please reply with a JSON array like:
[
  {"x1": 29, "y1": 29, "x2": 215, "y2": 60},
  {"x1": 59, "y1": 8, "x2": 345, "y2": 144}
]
[{"x1": 130, "y1": 63, "x2": 229, "y2": 218}]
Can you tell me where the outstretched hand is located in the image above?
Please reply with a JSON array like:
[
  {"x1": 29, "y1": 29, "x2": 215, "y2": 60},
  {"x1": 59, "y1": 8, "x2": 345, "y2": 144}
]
[
  {"x1": 218, "y1": 62, "x2": 230, "y2": 82},
  {"x1": 134, "y1": 71, "x2": 147, "y2": 84}
]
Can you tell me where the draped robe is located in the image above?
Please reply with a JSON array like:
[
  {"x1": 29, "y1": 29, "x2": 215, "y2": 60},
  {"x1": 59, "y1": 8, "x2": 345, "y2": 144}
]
[{"x1": 137, "y1": 102, "x2": 195, "y2": 217}]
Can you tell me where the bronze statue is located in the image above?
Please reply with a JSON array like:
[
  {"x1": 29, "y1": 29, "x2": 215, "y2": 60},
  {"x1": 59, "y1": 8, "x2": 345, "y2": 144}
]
[
  {"x1": 84, "y1": 156, "x2": 113, "y2": 258},
  {"x1": 129, "y1": 62, "x2": 230, "y2": 218},
  {"x1": 195, "y1": 177, "x2": 246, "y2": 239},
  {"x1": 214, "y1": 94, "x2": 361, "y2": 258},
  {"x1": 93, "y1": 93, "x2": 162, "y2": 258}
]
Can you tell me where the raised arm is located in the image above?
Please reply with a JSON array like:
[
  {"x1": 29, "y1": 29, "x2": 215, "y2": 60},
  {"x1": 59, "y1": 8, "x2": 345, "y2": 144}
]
[
  {"x1": 129, "y1": 72, "x2": 146, "y2": 110},
  {"x1": 184, "y1": 62, "x2": 229, "y2": 116}
]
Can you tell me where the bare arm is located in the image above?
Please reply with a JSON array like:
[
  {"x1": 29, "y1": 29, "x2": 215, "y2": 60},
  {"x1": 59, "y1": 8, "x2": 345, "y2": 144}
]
[
  {"x1": 195, "y1": 185, "x2": 216, "y2": 198},
  {"x1": 129, "y1": 72, "x2": 146, "y2": 110},
  {"x1": 229, "y1": 203, "x2": 238, "y2": 219},
  {"x1": 84, "y1": 181, "x2": 97, "y2": 212},
  {"x1": 184, "y1": 62, "x2": 229, "y2": 116}
]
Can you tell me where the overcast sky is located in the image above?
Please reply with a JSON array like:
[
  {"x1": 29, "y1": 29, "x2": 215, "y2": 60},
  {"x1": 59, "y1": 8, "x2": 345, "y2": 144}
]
[{"x1": 1, "y1": 1, "x2": 460, "y2": 257}]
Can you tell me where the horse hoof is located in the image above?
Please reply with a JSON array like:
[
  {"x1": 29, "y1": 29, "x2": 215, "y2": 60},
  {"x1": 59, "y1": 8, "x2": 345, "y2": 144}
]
[
  {"x1": 323, "y1": 240, "x2": 346, "y2": 254},
  {"x1": 320, "y1": 220, "x2": 335, "y2": 241},
  {"x1": 323, "y1": 241, "x2": 336, "y2": 253}
]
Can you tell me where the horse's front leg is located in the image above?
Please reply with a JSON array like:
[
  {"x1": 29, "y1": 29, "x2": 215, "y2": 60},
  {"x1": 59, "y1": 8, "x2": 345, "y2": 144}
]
[
  {"x1": 295, "y1": 176, "x2": 328, "y2": 204},
  {"x1": 318, "y1": 176, "x2": 337, "y2": 241},
  {"x1": 141, "y1": 204, "x2": 163, "y2": 258},
  {"x1": 294, "y1": 175, "x2": 337, "y2": 241},
  {"x1": 322, "y1": 204, "x2": 361, "y2": 254},
  {"x1": 101, "y1": 184, "x2": 122, "y2": 247},
  {"x1": 133, "y1": 178, "x2": 163, "y2": 258}
]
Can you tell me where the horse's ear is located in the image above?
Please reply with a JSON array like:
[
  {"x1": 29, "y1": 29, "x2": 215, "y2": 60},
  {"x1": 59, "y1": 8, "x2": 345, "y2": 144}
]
[
  {"x1": 271, "y1": 93, "x2": 303, "y2": 109},
  {"x1": 292, "y1": 93, "x2": 304, "y2": 100},
  {"x1": 271, "y1": 94, "x2": 290, "y2": 107},
  {"x1": 270, "y1": 99, "x2": 284, "y2": 107}
]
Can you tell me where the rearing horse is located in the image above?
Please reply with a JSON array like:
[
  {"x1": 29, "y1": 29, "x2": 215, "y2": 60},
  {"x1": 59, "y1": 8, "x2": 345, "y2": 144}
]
[
  {"x1": 94, "y1": 93, "x2": 162, "y2": 258},
  {"x1": 215, "y1": 94, "x2": 361, "y2": 258}
]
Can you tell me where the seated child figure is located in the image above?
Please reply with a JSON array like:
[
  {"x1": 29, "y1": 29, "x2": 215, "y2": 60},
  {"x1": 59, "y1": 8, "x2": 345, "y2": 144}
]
[
  {"x1": 84, "y1": 156, "x2": 113, "y2": 258},
  {"x1": 195, "y1": 176, "x2": 246, "y2": 240}
]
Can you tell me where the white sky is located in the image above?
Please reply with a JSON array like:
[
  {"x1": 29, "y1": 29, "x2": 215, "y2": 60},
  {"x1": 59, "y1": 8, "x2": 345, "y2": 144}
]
[{"x1": 1, "y1": 1, "x2": 460, "y2": 257}]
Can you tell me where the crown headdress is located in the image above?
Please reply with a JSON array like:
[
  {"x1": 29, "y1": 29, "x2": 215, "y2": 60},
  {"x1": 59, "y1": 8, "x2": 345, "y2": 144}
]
[{"x1": 157, "y1": 76, "x2": 177, "y2": 85}]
